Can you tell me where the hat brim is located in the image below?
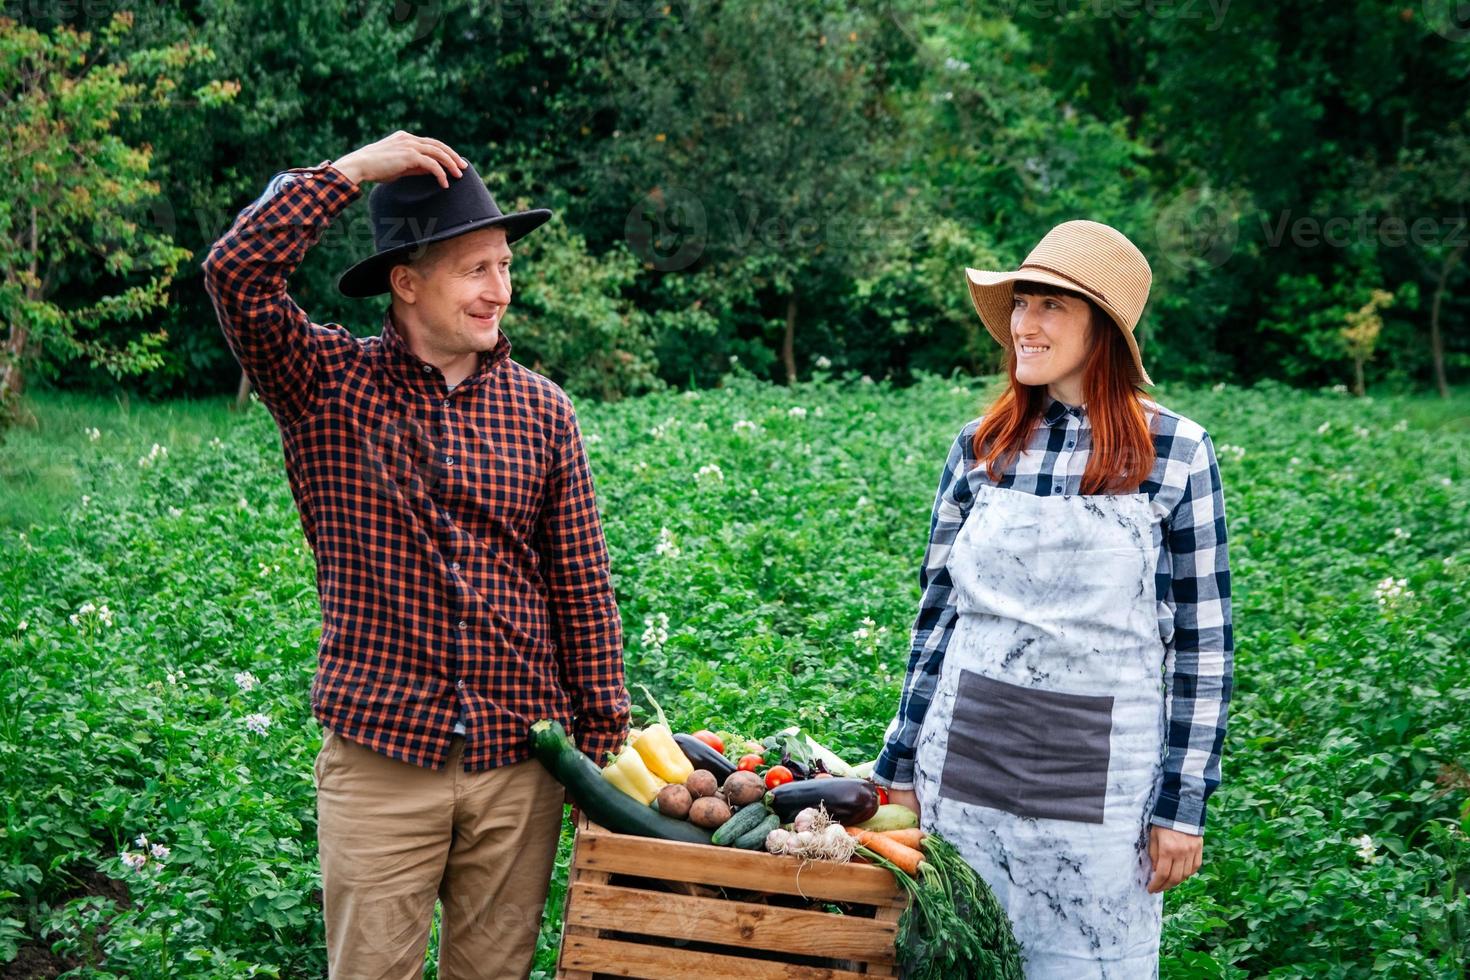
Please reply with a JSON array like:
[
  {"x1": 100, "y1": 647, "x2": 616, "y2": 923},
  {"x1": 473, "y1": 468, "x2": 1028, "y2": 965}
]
[
  {"x1": 337, "y1": 208, "x2": 553, "y2": 298},
  {"x1": 964, "y1": 267, "x2": 1153, "y2": 387}
]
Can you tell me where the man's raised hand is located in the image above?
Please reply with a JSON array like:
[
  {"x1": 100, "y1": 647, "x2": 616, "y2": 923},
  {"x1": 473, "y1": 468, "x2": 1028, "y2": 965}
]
[{"x1": 331, "y1": 132, "x2": 469, "y2": 189}]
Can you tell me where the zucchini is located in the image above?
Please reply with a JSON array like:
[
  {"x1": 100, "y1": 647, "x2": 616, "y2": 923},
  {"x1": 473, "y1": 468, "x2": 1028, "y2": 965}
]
[
  {"x1": 732, "y1": 813, "x2": 780, "y2": 850},
  {"x1": 710, "y1": 801, "x2": 774, "y2": 846},
  {"x1": 530, "y1": 720, "x2": 711, "y2": 845}
]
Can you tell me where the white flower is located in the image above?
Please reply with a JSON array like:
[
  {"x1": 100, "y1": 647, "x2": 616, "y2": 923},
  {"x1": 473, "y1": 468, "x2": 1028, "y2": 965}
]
[
  {"x1": 814, "y1": 355, "x2": 832, "y2": 370},
  {"x1": 149, "y1": 842, "x2": 170, "y2": 860},
  {"x1": 134, "y1": 834, "x2": 148, "y2": 849},
  {"x1": 1391, "y1": 527, "x2": 1411, "y2": 541},
  {"x1": 949, "y1": 386, "x2": 968, "y2": 396},
  {"x1": 84, "y1": 427, "x2": 101, "y2": 441},
  {"x1": 943, "y1": 56, "x2": 970, "y2": 71},
  {"x1": 1353, "y1": 425, "x2": 1371, "y2": 439},
  {"x1": 1316, "y1": 421, "x2": 1332, "y2": 434},
  {"x1": 696, "y1": 463, "x2": 724, "y2": 483},
  {"x1": 860, "y1": 375, "x2": 874, "y2": 385},
  {"x1": 856, "y1": 496, "x2": 870, "y2": 508},
  {"x1": 80, "y1": 495, "x2": 91, "y2": 507},
  {"x1": 1217, "y1": 443, "x2": 1246, "y2": 462},
  {"x1": 649, "y1": 417, "x2": 677, "y2": 439},
  {"x1": 852, "y1": 616, "x2": 888, "y2": 644},
  {"x1": 137, "y1": 443, "x2": 169, "y2": 468},
  {"x1": 654, "y1": 527, "x2": 681, "y2": 559},
  {"x1": 641, "y1": 613, "x2": 670, "y2": 650},
  {"x1": 729, "y1": 355, "x2": 740, "y2": 365},
  {"x1": 234, "y1": 670, "x2": 259, "y2": 693},
  {"x1": 1331, "y1": 383, "x2": 1348, "y2": 394},
  {"x1": 733, "y1": 419, "x2": 759, "y2": 433},
  {"x1": 1350, "y1": 834, "x2": 1379, "y2": 863},
  {"x1": 584, "y1": 433, "x2": 602, "y2": 445},
  {"x1": 633, "y1": 460, "x2": 649, "y2": 472},
  {"x1": 69, "y1": 601, "x2": 113, "y2": 629},
  {"x1": 210, "y1": 437, "x2": 223, "y2": 450},
  {"x1": 1289, "y1": 456, "x2": 1302, "y2": 466},
  {"x1": 1374, "y1": 577, "x2": 1412, "y2": 606},
  {"x1": 1391, "y1": 419, "x2": 1408, "y2": 433},
  {"x1": 120, "y1": 851, "x2": 148, "y2": 872},
  {"x1": 237, "y1": 497, "x2": 250, "y2": 511},
  {"x1": 1211, "y1": 382, "x2": 1226, "y2": 393},
  {"x1": 257, "y1": 562, "x2": 281, "y2": 577},
  {"x1": 1442, "y1": 477, "x2": 1453, "y2": 487},
  {"x1": 167, "y1": 506, "x2": 183, "y2": 519},
  {"x1": 788, "y1": 406, "x2": 808, "y2": 419},
  {"x1": 682, "y1": 390, "x2": 700, "y2": 400},
  {"x1": 243, "y1": 712, "x2": 272, "y2": 736},
  {"x1": 16, "y1": 619, "x2": 27, "y2": 632}
]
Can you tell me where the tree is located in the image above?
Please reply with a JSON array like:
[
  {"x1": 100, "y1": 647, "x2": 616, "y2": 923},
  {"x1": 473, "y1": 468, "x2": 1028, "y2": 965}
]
[{"x1": 0, "y1": 12, "x2": 236, "y2": 425}]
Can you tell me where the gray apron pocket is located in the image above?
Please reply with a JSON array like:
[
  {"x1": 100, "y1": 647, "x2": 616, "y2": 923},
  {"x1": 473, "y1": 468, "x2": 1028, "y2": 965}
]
[{"x1": 939, "y1": 671, "x2": 1113, "y2": 824}]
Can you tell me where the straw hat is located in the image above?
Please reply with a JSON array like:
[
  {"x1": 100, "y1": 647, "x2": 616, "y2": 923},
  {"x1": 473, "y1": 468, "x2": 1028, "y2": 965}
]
[{"x1": 965, "y1": 219, "x2": 1154, "y2": 386}]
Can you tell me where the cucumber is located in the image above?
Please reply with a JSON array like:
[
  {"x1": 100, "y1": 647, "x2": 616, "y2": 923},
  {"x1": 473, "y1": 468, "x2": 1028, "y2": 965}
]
[
  {"x1": 711, "y1": 801, "x2": 774, "y2": 846},
  {"x1": 732, "y1": 813, "x2": 780, "y2": 850},
  {"x1": 530, "y1": 720, "x2": 711, "y2": 845}
]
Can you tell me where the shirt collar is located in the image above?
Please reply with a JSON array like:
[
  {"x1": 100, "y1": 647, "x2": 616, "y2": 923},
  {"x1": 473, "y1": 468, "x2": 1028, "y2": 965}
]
[
  {"x1": 380, "y1": 307, "x2": 512, "y2": 384},
  {"x1": 1042, "y1": 394, "x2": 1086, "y2": 427}
]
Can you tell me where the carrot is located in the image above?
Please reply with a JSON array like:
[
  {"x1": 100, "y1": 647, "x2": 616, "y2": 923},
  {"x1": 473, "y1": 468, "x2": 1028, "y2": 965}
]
[
  {"x1": 879, "y1": 828, "x2": 926, "y2": 849},
  {"x1": 847, "y1": 827, "x2": 924, "y2": 876}
]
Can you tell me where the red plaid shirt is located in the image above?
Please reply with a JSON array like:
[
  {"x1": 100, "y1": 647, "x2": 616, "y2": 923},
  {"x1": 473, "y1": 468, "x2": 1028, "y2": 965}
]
[{"x1": 202, "y1": 160, "x2": 630, "y2": 771}]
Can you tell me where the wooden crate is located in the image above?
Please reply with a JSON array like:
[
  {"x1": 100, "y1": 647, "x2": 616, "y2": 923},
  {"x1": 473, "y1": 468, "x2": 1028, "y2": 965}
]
[{"x1": 557, "y1": 813, "x2": 907, "y2": 979}]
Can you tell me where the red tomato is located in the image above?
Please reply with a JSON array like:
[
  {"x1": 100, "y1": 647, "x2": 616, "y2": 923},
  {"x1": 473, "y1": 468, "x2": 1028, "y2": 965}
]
[
  {"x1": 692, "y1": 730, "x2": 724, "y2": 753},
  {"x1": 875, "y1": 785, "x2": 890, "y2": 805},
  {"x1": 736, "y1": 754, "x2": 764, "y2": 772},
  {"x1": 764, "y1": 765, "x2": 795, "y2": 789}
]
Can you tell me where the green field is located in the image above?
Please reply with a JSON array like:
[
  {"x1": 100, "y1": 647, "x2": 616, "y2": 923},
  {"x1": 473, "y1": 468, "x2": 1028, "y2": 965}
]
[{"x1": 3, "y1": 377, "x2": 1468, "y2": 978}]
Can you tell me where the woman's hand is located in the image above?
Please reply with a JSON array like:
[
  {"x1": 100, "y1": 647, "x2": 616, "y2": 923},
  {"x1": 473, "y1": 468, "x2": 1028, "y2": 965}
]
[
  {"x1": 1146, "y1": 825, "x2": 1202, "y2": 893},
  {"x1": 887, "y1": 787, "x2": 920, "y2": 816}
]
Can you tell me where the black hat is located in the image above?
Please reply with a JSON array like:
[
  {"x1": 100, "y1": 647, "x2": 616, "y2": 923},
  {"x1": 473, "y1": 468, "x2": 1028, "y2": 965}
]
[{"x1": 337, "y1": 162, "x2": 551, "y2": 298}]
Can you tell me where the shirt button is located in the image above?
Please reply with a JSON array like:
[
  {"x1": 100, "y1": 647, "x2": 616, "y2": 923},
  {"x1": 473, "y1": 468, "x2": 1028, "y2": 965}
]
[
  {"x1": 1052, "y1": 485, "x2": 1062, "y2": 494},
  {"x1": 450, "y1": 561, "x2": 461, "y2": 572},
  {"x1": 1065, "y1": 441, "x2": 1076, "y2": 449},
  {"x1": 422, "y1": 365, "x2": 432, "y2": 374},
  {"x1": 445, "y1": 456, "x2": 454, "y2": 466},
  {"x1": 457, "y1": 619, "x2": 468, "y2": 630},
  {"x1": 456, "y1": 679, "x2": 466, "y2": 690},
  {"x1": 442, "y1": 399, "x2": 450, "y2": 408}
]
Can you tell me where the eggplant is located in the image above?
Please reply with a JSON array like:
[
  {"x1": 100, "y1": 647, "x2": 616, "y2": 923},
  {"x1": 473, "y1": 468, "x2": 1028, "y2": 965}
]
[
  {"x1": 764, "y1": 777, "x2": 880, "y2": 825},
  {"x1": 673, "y1": 733, "x2": 737, "y2": 783}
]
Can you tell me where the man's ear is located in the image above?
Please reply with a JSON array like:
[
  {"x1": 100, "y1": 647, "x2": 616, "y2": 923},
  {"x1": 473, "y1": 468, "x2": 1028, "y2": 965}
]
[{"x1": 388, "y1": 262, "x2": 418, "y2": 305}]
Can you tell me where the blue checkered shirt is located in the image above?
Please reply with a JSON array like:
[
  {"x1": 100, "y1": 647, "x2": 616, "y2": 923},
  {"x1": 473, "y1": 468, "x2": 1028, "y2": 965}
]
[{"x1": 873, "y1": 395, "x2": 1234, "y2": 837}]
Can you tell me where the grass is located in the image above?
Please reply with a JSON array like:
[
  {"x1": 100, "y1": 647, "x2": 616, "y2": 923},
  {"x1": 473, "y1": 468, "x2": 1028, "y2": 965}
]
[{"x1": 3, "y1": 375, "x2": 1469, "y2": 978}]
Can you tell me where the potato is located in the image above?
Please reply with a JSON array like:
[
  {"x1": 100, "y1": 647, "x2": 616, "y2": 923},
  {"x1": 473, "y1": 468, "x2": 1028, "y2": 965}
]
[
  {"x1": 654, "y1": 784, "x2": 693, "y2": 819},
  {"x1": 688, "y1": 796, "x2": 733, "y2": 829},
  {"x1": 721, "y1": 770, "x2": 765, "y2": 807},
  {"x1": 684, "y1": 769, "x2": 719, "y2": 799}
]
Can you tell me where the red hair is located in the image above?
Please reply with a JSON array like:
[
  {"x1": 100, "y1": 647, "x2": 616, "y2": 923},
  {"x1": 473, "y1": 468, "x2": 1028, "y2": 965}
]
[{"x1": 972, "y1": 283, "x2": 1155, "y2": 494}]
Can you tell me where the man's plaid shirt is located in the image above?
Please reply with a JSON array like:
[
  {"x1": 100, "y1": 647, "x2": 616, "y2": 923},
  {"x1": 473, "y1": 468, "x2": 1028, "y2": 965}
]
[
  {"x1": 873, "y1": 396, "x2": 1234, "y2": 837},
  {"x1": 202, "y1": 161, "x2": 630, "y2": 771}
]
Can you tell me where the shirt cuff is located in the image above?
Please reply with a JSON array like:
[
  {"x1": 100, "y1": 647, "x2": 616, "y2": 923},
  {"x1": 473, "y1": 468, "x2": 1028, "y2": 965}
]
[
  {"x1": 871, "y1": 748, "x2": 916, "y2": 790},
  {"x1": 1150, "y1": 790, "x2": 1206, "y2": 837}
]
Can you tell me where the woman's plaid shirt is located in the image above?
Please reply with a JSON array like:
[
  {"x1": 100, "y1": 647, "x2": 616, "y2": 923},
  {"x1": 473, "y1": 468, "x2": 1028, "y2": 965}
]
[
  {"x1": 202, "y1": 161, "x2": 630, "y2": 771},
  {"x1": 873, "y1": 396, "x2": 1234, "y2": 837}
]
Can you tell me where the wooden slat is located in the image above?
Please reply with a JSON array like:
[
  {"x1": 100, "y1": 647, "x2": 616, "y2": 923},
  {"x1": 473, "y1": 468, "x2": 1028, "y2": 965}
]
[
  {"x1": 557, "y1": 821, "x2": 610, "y2": 980},
  {"x1": 574, "y1": 827, "x2": 905, "y2": 906},
  {"x1": 862, "y1": 902, "x2": 906, "y2": 976},
  {"x1": 565, "y1": 881, "x2": 896, "y2": 964},
  {"x1": 560, "y1": 934, "x2": 873, "y2": 980}
]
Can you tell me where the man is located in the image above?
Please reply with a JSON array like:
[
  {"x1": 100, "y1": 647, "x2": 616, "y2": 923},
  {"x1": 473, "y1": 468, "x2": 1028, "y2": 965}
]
[{"x1": 202, "y1": 131, "x2": 630, "y2": 979}]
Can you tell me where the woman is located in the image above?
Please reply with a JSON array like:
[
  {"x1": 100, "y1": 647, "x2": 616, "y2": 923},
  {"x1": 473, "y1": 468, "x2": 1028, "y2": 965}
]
[{"x1": 872, "y1": 220, "x2": 1234, "y2": 978}]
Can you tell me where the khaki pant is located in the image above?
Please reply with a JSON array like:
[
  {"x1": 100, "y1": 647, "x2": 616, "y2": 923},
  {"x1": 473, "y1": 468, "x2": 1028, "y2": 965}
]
[{"x1": 314, "y1": 727, "x2": 564, "y2": 980}]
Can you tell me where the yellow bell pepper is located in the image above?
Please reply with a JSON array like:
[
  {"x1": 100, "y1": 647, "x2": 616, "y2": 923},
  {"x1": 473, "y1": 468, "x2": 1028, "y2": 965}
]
[
  {"x1": 632, "y1": 723, "x2": 695, "y2": 783},
  {"x1": 602, "y1": 745, "x2": 666, "y2": 805}
]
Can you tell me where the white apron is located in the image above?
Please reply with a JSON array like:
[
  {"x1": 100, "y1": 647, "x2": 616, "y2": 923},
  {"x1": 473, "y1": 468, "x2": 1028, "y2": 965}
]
[{"x1": 913, "y1": 483, "x2": 1167, "y2": 979}]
